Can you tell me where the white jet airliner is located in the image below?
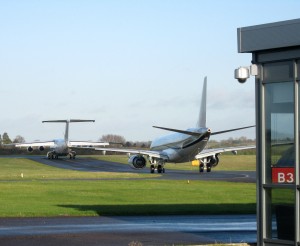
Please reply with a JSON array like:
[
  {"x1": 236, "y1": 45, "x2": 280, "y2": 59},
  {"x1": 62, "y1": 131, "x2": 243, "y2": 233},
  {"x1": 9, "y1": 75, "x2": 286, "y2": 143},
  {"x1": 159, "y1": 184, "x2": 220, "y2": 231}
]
[
  {"x1": 16, "y1": 119, "x2": 109, "y2": 159},
  {"x1": 93, "y1": 77, "x2": 255, "y2": 173}
]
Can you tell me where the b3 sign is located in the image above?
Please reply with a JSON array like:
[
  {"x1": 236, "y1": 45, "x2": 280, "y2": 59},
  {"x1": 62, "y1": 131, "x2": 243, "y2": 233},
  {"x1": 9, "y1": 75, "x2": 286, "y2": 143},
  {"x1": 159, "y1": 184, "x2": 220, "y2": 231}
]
[{"x1": 272, "y1": 167, "x2": 295, "y2": 183}]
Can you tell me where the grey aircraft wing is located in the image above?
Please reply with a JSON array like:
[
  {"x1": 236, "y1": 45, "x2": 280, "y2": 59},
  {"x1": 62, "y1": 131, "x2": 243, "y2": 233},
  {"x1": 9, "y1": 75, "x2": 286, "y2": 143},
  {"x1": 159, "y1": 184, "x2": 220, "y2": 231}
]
[
  {"x1": 94, "y1": 147, "x2": 169, "y2": 160},
  {"x1": 195, "y1": 145, "x2": 255, "y2": 159}
]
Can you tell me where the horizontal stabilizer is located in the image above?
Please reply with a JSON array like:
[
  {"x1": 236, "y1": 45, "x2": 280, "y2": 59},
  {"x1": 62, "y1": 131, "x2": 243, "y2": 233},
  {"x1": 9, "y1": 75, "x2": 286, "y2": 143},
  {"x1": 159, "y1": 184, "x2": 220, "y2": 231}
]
[
  {"x1": 42, "y1": 119, "x2": 95, "y2": 123},
  {"x1": 42, "y1": 119, "x2": 95, "y2": 143},
  {"x1": 152, "y1": 126, "x2": 202, "y2": 137},
  {"x1": 42, "y1": 120, "x2": 68, "y2": 123},
  {"x1": 211, "y1": 125, "x2": 255, "y2": 135},
  {"x1": 70, "y1": 119, "x2": 95, "y2": 123}
]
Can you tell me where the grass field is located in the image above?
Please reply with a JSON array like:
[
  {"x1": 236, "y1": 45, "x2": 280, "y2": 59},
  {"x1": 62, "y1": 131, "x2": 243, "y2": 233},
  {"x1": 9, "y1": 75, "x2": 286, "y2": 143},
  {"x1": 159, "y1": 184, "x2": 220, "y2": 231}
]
[
  {"x1": 0, "y1": 157, "x2": 160, "y2": 180},
  {"x1": 0, "y1": 156, "x2": 256, "y2": 217}
]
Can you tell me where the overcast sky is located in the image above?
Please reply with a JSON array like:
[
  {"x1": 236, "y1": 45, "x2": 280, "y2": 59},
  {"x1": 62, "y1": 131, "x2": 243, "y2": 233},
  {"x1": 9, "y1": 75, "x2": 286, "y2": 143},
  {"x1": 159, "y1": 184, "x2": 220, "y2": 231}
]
[{"x1": 1, "y1": 0, "x2": 299, "y2": 142}]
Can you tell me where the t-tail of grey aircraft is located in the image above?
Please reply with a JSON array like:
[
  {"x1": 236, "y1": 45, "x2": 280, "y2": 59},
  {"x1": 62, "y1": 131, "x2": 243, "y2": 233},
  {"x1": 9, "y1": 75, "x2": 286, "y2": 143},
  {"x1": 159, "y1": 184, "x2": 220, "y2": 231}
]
[
  {"x1": 94, "y1": 77, "x2": 255, "y2": 173},
  {"x1": 15, "y1": 119, "x2": 109, "y2": 159}
]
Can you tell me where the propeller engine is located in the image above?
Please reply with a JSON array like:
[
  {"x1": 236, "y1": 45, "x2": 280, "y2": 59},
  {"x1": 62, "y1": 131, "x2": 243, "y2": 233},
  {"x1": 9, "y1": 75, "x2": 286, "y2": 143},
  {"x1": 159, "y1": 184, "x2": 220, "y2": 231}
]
[{"x1": 128, "y1": 155, "x2": 147, "y2": 169}]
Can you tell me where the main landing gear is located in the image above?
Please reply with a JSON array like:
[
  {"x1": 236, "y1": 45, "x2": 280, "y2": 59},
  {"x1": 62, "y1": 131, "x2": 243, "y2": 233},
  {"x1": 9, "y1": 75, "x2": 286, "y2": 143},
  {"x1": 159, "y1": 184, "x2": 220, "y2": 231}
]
[
  {"x1": 47, "y1": 152, "x2": 58, "y2": 159},
  {"x1": 150, "y1": 164, "x2": 165, "y2": 173},
  {"x1": 69, "y1": 153, "x2": 76, "y2": 159},
  {"x1": 69, "y1": 151, "x2": 76, "y2": 159},
  {"x1": 46, "y1": 151, "x2": 76, "y2": 159},
  {"x1": 149, "y1": 158, "x2": 166, "y2": 174},
  {"x1": 199, "y1": 158, "x2": 212, "y2": 173}
]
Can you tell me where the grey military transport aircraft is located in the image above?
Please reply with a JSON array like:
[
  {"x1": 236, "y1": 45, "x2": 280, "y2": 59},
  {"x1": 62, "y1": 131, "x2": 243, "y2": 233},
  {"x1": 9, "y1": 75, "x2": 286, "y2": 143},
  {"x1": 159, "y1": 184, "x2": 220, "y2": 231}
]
[
  {"x1": 94, "y1": 77, "x2": 255, "y2": 173},
  {"x1": 93, "y1": 77, "x2": 255, "y2": 173},
  {"x1": 15, "y1": 119, "x2": 109, "y2": 159}
]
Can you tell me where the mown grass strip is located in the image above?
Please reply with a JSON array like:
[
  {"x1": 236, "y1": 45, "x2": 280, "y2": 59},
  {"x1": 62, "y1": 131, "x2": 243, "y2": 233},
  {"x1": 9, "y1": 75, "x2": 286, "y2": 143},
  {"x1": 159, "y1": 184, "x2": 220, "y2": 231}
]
[
  {"x1": 0, "y1": 179, "x2": 256, "y2": 217},
  {"x1": 0, "y1": 158, "x2": 159, "y2": 180},
  {"x1": 0, "y1": 157, "x2": 256, "y2": 217}
]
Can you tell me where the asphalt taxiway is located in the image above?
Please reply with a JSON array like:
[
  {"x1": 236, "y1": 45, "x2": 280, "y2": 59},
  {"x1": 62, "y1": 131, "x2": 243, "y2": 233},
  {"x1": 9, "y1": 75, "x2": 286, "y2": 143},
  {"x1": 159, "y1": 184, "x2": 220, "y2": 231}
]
[
  {"x1": 0, "y1": 215, "x2": 257, "y2": 246},
  {"x1": 26, "y1": 155, "x2": 256, "y2": 182},
  {"x1": 0, "y1": 156, "x2": 257, "y2": 245}
]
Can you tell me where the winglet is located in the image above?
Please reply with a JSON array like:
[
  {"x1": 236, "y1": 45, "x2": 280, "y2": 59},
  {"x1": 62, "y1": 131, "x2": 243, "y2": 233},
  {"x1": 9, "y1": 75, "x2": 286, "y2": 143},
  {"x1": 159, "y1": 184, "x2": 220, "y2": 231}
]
[{"x1": 196, "y1": 76, "x2": 207, "y2": 128}]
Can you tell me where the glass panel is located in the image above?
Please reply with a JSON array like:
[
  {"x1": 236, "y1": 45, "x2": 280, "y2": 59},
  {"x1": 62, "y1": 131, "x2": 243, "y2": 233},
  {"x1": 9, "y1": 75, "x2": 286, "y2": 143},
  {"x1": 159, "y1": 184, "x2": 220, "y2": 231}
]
[
  {"x1": 265, "y1": 82, "x2": 295, "y2": 184},
  {"x1": 264, "y1": 62, "x2": 293, "y2": 82},
  {"x1": 267, "y1": 188, "x2": 295, "y2": 241}
]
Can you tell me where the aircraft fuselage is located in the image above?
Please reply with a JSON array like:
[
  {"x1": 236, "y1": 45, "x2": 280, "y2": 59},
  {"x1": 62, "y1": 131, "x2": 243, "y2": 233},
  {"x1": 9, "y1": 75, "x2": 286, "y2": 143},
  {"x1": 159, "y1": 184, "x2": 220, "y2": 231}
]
[
  {"x1": 47, "y1": 139, "x2": 75, "y2": 159},
  {"x1": 150, "y1": 127, "x2": 211, "y2": 163},
  {"x1": 52, "y1": 139, "x2": 69, "y2": 153}
]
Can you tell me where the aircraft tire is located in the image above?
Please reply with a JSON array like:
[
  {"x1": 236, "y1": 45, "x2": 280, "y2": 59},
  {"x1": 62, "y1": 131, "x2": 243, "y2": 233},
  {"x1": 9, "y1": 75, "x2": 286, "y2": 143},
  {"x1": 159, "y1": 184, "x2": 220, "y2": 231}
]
[
  {"x1": 157, "y1": 166, "x2": 162, "y2": 173},
  {"x1": 199, "y1": 163, "x2": 204, "y2": 173},
  {"x1": 207, "y1": 163, "x2": 211, "y2": 172},
  {"x1": 150, "y1": 165, "x2": 155, "y2": 173}
]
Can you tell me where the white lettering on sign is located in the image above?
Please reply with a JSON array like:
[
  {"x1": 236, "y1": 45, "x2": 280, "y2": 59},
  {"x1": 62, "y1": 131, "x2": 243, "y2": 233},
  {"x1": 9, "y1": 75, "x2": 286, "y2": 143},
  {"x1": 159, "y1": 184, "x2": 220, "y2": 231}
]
[
  {"x1": 278, "y1": 173, "x2": 285, "y2": 183},
  {"x1": 272, "y1": 167, "x2": 295, "y2": 184},
  {"x1": 277, "y1": 172, "x2": 294, "y2": 183}
]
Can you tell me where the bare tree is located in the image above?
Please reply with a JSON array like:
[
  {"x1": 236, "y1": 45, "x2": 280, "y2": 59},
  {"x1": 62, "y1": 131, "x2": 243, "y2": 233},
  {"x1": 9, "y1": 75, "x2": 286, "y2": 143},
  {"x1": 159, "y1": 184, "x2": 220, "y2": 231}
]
[
  {"x1": 99, "y1": 134, "x2": 126, "y2": 145},
  {"x1": 132, "y1": 141, "x2": 151, "y2": 148},
  {"x1": 13, "y1": 135, "x2": 26, "y2": 143}
]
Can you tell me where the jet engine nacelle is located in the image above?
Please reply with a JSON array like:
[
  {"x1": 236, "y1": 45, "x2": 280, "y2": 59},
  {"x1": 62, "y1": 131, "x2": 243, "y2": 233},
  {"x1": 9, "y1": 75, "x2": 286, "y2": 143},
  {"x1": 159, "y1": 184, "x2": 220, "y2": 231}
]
[
  {"x1": 208, "y1": 154, "x2": 220, "y2": 167},
  {"x1": 39, "y1": 146, "x2": 45, "y2": 151},
  {"x1": 27, "y1": 146, "x2": 33, "y2": 152},
  {"x1": 128, "y1": 155, "x2": 147, "y2": 169}
]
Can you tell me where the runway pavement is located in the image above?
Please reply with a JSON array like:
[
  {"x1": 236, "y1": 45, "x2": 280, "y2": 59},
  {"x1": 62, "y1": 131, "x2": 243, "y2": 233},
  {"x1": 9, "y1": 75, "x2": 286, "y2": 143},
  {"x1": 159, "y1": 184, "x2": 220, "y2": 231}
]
[
  {"x1": 0, "y1": 215, "x2": 257, "y2": 246},
  {"x1": 0, "y1": 155, "x2": 257, "y2": 245}
]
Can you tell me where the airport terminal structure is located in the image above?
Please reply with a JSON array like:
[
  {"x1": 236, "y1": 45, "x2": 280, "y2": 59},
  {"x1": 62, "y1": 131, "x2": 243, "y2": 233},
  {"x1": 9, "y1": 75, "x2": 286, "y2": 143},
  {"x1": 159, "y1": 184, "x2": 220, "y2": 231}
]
[{"x1": 237, "y1": 18, "x2": 300, "y2": 245}]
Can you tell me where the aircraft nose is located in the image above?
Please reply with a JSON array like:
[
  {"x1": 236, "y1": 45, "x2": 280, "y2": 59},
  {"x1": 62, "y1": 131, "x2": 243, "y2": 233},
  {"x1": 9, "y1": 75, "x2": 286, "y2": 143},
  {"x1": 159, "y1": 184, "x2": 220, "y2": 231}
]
[{"x1": 207, "y1": 128, "x2": 211, "y2": 133}]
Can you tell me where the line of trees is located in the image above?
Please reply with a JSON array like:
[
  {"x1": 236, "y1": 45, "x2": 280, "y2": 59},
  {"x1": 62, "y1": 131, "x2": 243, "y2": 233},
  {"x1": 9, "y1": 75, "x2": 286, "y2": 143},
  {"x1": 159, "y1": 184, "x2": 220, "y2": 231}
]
[
  {"x1": 99, "y1": 134, "x2": 151, "y2": 148},
  {"x1": 207, "y1": 136, "x2": 256, "y2": 148},
  {"x1": 99, "y1": 134, "x2": 255, "y2": 149},
  {"x1": 0, "y1": 132, "x2": 255, "y2": 151},
  {"x1": 0, "y1": 133, "x2": 25, "y2": 145},
  {"x1": 0, "y1": 132, "x2": 256, "y2": 147}
]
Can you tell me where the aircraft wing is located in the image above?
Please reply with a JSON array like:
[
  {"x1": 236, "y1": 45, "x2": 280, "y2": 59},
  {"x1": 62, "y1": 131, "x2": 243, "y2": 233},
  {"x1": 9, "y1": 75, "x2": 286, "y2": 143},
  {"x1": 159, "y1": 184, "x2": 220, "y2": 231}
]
[
  {"x1": 15, "y1": 141, "x2": 55, "y2": 148},
  {"x1": 195, "y1": 145, "x2": 255, "y2": 159},
  {"x1": 94, "y1": 147, "x2": 169, "y2": 160},
  {"x1": 69, "y1": 141, "x2": 109, "y2": 147}
]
